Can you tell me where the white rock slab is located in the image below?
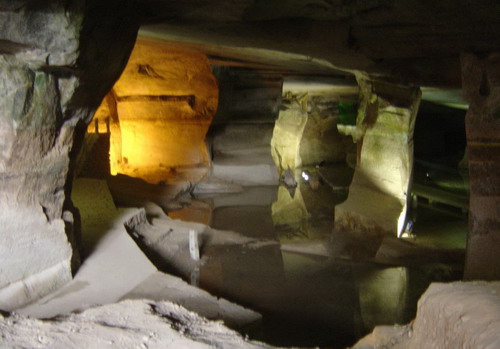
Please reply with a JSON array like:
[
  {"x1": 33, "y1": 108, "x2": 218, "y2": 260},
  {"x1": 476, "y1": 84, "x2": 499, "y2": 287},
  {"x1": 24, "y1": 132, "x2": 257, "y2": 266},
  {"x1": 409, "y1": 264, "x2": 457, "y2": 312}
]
[{"x1": 2, "y1": 300, "x2": 274, "y2": 349}]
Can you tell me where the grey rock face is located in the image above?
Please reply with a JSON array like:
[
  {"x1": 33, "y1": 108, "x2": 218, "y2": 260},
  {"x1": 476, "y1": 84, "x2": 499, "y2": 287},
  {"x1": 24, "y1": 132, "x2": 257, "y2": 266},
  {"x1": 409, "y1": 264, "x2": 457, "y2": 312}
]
[{"x1": 0, "y1": 0, "x2": 139, "y2": 310}]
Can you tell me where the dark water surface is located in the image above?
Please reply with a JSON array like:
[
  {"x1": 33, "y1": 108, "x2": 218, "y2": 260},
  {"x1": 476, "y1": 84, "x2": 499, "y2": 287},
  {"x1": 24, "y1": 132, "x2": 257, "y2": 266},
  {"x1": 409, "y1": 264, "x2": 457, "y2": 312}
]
[{"x1": 177, "y1": 185, "x2": 465, "y2": 348}]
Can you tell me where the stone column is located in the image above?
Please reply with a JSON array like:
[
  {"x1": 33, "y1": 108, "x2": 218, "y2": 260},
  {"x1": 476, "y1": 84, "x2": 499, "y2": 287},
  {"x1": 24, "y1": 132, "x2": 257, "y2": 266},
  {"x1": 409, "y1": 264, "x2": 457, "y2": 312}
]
[
  {"x1": 335, "y1": 79, "x2": 421, "y2": 237},
  {"x1": 271, "y1": 91, "x2": 309, "y2": 172},
  {"x1": 0, "y1": 1, "x2": 138, "y2": 310},
  {"x1": 461, "y1": 53, "x2": 500, "y2": 280},
  {"x1": 271, "y1": 79, "x2": 352, "y2": 173}
]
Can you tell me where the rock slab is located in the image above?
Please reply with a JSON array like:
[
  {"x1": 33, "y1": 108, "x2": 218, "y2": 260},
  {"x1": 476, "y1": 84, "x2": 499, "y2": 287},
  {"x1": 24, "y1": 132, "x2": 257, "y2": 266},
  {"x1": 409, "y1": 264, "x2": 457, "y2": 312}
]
[{"x1": 1, "y1": 299, "x2": 274, "y2": 349}]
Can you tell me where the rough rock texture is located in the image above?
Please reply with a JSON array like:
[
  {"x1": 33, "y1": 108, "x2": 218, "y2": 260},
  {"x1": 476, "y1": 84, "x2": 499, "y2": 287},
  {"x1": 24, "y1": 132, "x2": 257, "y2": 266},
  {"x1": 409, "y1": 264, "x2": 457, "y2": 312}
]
[
  {"x1": 271, "y1": 91, "x2": 308, "y2": 172},
  {"x1": 335, "y1": 79, "x2": 421, "y2": 236},
  {"x1": 94, "y1": 37, "x2": 218, "y2": 183},
  {"x1": 122, "y1": 271, "x2": 262, "y2": 332},
  {"x1": 271, "y1": 78, "x2": 354, "y2": 173},
  {"x1": 352, "y1": 281, "x2": 500, "y2": 349},
  {"x1": 0, "y1": 299, "x2": 273, "y2": 349},
  {"x1": 461, "y1": 53, "x2": 500, "y2": 280},
  {"x1": 0, "y1": 1, "x2": 138, "y2": 309}
]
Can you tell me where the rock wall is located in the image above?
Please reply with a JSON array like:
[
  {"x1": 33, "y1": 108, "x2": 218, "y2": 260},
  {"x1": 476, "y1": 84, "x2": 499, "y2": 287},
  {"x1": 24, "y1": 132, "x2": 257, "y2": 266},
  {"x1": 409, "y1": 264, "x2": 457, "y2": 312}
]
[
  {"x1": 94, "y1": 37, "x2": 219, "y2": 183},
  {"x1": 0, "y1": 1, "x2": 138, "y2": 310},
  {"x1": 0, "y1": 299, "x2": 273, "y2": 349},
  {"x1": 335, "y1": 79, "x2": 421, "y2": 236},
  {"x1": 461, "y1": 53, "x2": 500, "y2": 280},
  {"x1": 208, "y1": 67, "x2": 281, "y2": 186}
]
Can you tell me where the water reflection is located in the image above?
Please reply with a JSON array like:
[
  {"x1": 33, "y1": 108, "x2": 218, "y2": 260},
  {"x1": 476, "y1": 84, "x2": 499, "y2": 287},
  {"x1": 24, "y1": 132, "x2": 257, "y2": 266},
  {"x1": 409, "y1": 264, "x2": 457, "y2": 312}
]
[
  {"x1": 273, "y1": 167, "x2": 347, "y2": 241},
  {"x1": 179, "y1": 185, "x2": 461, "y2": 348},
  {"x1": 354, "y1": 266, "x2": 409, "y2": 332}
]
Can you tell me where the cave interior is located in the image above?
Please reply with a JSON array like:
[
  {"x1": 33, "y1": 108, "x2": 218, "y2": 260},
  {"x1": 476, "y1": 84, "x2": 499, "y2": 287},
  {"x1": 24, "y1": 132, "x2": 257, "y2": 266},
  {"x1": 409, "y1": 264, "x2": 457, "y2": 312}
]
[{"x1": 0, "y1": 1, "x2": 499, "y2": 348}]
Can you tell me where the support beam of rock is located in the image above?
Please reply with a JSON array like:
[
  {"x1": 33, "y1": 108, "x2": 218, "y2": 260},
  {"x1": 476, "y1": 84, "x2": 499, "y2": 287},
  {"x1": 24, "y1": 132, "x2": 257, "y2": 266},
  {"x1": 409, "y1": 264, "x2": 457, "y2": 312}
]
[
  {"x1": 271, "y1": 91, "x2": 309, "y2": 172},
  {"x1": 461, "y1": 53, "x2": 500, "y2": 281},
  {"x1": 335, "y1": 79, "x2": 421, "y2": 237},
  {"x1": 0, "y1": 1, "x2": 139, "y2": 310},
  {"x1": 271, "y1": 78, "x2": 353, "y2": 173}
]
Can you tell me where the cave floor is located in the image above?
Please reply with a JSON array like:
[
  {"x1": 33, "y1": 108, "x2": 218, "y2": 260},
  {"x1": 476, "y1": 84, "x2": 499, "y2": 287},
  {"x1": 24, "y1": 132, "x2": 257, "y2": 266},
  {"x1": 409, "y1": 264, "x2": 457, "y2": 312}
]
[
  {"x1": 20, "y1": 177, "x2": 467, "y2": 349},
  {"x1": 170, "y1": 183, "x2": 467, "y2": 348}
]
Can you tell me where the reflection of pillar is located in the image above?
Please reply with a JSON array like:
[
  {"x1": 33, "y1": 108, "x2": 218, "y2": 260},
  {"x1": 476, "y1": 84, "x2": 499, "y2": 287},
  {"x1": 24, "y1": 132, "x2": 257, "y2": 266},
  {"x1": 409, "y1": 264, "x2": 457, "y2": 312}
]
[
  {"x1": 355, "y1": 266, "x2": 409, "y2": 331},
  {"x1": 461, "y1": 53, "x2": 500, "y2": 280},
  {"x1": 335, "y1": 79, "x2": 421, "y2": 236},
  {"x1": 272, "y1": 185, "x2": 309, "y2": 235}
]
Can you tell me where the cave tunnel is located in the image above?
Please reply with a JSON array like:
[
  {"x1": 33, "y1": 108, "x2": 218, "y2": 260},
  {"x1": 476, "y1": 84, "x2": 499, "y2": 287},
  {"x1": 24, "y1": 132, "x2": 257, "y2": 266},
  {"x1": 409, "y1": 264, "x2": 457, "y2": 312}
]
[{"x1": 0, "y1": 1, "x2": 499, "y2": 348}]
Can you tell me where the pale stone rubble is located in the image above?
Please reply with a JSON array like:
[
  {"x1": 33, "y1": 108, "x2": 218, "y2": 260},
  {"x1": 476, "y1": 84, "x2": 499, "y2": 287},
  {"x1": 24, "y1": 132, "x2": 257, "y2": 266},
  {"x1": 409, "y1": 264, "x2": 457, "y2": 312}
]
[{"x1": 0, "y1": 299, "x2": 274, "y2": 349}]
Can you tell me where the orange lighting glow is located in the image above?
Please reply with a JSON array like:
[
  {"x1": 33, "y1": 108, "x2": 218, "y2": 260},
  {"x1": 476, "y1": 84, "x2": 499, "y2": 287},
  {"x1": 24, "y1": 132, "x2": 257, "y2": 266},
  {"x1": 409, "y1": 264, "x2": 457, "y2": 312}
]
[{"x1": 92, "y1": 37, "x2": 218, "y2": 183}]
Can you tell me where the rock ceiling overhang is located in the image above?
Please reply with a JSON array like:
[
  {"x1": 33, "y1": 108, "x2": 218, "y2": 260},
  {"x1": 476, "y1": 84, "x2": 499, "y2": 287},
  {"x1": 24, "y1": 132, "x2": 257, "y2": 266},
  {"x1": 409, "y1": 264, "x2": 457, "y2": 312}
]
[
  {"x1": 138, "y1": 0, "x2": 500, "y2": 90},
  {"x1": 139, "y1": 25, "x2": 353, "y2": 78}
]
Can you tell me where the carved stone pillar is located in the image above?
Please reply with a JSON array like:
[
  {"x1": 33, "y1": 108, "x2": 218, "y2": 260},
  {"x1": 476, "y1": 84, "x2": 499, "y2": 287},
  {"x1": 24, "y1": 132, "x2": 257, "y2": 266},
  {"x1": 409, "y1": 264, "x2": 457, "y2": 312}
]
[
  {"x1": 335, "y1": 79, "x2": 421, "y2": 237},
  {"x1": 0, "y1": 1, "x2": 138, "y2": 309},
  {"x1": 461, "y1": 53, "x2": 500, "y2": 280}
]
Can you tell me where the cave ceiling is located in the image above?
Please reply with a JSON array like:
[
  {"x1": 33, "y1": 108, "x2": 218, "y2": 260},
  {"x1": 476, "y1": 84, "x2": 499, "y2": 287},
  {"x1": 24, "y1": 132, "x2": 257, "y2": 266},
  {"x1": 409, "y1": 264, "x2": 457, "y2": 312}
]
[{"x1": 137, "y1": 0, "x2": 500, "y2": 93}]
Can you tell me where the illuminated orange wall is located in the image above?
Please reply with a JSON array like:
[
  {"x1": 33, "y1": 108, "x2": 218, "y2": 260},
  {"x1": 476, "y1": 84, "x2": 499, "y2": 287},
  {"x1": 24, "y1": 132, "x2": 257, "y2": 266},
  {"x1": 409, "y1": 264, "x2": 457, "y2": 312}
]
[{"x1": 92, "y1": 37, "x2": 218, "y2": 183}]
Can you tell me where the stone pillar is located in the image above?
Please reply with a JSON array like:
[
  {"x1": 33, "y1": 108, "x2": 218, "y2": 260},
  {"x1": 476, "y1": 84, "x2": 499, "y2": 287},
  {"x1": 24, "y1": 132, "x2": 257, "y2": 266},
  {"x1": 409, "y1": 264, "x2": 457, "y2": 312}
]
[
  {"x1": 271, "y1": 79, "x2": 353, "y2": 173},
  {"x1": 335, "y1": 79, "x2": 421, "y2": 237},
  {"x1": 0, "y1": 1, "x2": 138, "y2": 310},
  {"x1": 271, "y1": 91, "x2": 309, "y2": 172},
  {"x1": 461, "y1": 53, "x2": 500, "y2": 280}
]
